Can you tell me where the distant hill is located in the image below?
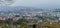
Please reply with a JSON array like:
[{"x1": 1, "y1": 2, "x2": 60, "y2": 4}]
[{"x1": 0, "y1": 6, "x2": 48, "y2": 13}]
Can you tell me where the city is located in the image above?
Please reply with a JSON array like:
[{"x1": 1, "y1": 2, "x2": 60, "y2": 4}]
[
  {"x1": 0, "y1": 6, "x2": 60, "y2": 28},
  {"x1": 0, "y1": 0, "x2": 60, "y2": 28}
]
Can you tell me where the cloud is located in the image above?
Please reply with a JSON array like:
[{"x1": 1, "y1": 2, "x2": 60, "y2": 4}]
[{"x1": 0, "y1": 0, "x2": 15, "y2": 5}]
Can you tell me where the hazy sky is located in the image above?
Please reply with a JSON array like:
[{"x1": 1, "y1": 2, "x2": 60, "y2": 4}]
[
  {"x1": 11, "y1": 0, "x2": 60, "y2": 8},
  {"x1": 1, "y1": 0, "x2": 60, "y2": 8}
]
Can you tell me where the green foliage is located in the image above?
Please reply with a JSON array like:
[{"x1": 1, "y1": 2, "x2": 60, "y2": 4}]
[{"x1": 20, "y1": 23, "x2": 27, "y2": 28}]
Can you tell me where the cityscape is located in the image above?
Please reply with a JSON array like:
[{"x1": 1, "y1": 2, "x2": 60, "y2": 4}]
[
  {"x1": 0, "y1": 0, "x2": 60, "y2": 28},
  {"x1": 0, "y1": 6, "x2": 60, "y2": 28}
]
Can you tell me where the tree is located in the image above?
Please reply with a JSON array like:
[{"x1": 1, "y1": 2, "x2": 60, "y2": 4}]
[
  {"x1": 16, "y1": 19, "x2": 27, "y2": 25},
  {"x1": 20, "y1": 23, "x2": 27, "y2": 28},
  {"x1": 4, "y1": 18, "x2": 13, "y2": 28}
]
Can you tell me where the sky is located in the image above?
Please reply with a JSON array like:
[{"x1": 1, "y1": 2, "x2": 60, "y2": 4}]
[{"x1": 1, "y1": 0, "x2": 60, "y2": 8}]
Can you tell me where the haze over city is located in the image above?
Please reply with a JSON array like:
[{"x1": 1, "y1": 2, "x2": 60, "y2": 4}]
[
  {"x1": 0, "y1": 0, "x2": 60, "y2": 9},
  {"x1": 0, "y1": 0, "x2": 60, "y2": 28}
]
